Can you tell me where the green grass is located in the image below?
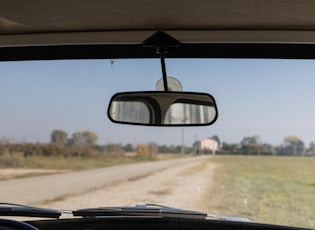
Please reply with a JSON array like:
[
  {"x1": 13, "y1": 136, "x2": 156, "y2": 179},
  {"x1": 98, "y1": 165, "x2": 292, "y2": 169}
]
[{"x1": 207, "y1": 156, "x2": 315, "y2": 229}]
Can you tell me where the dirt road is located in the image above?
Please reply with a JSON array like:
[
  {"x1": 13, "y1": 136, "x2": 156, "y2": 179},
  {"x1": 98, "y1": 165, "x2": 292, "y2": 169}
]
[{"x1": 0, "y1": 156, "x2": 216, "y2": 212}]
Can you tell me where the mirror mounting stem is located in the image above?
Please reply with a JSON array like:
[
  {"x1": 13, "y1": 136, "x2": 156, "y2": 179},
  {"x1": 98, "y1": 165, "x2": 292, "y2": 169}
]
[
  {"x1": 156, "y1": 46, "x2": 169, "y2": 91},
  {"x1": 143, "y1": 32, "x2": 180, "y2": 92}
]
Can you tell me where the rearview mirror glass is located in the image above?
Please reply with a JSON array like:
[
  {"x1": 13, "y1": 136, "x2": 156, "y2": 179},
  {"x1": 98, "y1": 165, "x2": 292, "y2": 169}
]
[{"x1": 107, "y1": 91, "x2": 218, "y2": 126}]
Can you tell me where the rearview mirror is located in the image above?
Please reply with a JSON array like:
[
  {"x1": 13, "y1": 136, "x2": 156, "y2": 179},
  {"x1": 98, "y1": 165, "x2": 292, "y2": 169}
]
[{"x1": 107, "y1": 91, "x2": 218, "y2": 126}]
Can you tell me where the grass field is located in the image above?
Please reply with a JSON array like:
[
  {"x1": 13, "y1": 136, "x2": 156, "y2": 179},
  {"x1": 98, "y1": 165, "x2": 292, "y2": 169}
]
[{"x1": 206, "y1": 156, "x2": 315, "y2": 229}]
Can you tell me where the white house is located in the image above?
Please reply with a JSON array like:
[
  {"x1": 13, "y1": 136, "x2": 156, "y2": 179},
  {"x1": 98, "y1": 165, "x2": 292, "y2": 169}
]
[{"x1": 199, "y1": 138, "x2": 219, "y2": 155}]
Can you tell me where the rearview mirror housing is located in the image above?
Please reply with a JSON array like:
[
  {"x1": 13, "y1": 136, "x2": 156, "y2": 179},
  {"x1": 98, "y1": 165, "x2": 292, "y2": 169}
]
[{"x1": 107, "y1": 91, "x2": 218, "y2": 126}]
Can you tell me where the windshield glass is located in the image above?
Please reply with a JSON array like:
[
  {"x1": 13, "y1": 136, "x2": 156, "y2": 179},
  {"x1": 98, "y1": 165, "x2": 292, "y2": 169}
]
[{"x1": 0, "y1": 59, "x2": 314, "y2": 229}]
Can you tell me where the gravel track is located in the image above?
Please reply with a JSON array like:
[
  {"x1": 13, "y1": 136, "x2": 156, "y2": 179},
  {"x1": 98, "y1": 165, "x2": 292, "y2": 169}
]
[
  {"x1": 0, "y1": 156, "x2": 215, "y2": 212},
  {"x1": 41, "y1": 156, "x2": 216, "y2": 212}
]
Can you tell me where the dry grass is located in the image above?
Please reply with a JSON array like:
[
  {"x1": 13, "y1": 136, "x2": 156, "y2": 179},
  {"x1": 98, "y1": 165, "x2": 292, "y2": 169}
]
[
  {"x1": 0, "y1": 169, "x2": 67, "y2": 181},
  {"x1": 0, "y1": 154, "x2": 157, "y2": 170},
  {"x1": 206, "y1": 156, "x2": 315, "y2": 229}
]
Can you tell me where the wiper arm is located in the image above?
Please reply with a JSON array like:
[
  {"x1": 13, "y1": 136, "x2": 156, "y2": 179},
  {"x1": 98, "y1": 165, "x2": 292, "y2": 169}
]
[
  {"x1": 207, "y1": 214, "x2": 251, "y2": 222},
  {"x1": 73, "y1": 204, "x2": 207, "y2": 220},
  {"x1": 0, "y1": 203, "x2": 61, "y2": 218}
]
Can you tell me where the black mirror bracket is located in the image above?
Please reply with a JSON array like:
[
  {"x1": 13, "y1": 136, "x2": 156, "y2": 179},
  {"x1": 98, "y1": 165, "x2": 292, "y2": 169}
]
[
  {"x1": 143, "y1": 31, "x2": 180, "y2": 92},
  {"x1": 157, "y1": 46, "x2": 169, "y2": 91}
]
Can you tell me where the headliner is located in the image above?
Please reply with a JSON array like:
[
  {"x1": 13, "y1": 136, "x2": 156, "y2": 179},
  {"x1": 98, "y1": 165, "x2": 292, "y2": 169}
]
[{"x1": 2, "y1": 0, "x2": 315, "y2": 46}]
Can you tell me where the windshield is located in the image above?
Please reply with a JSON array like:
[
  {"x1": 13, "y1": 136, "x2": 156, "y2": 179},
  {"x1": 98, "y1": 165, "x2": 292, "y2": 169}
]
[{"x1": 0, "y1": 59, "x2": 314, "y2": 229}]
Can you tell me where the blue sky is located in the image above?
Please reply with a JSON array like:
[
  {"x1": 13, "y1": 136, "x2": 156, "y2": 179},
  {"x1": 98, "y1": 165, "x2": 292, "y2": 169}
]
[{"x1": 1, "y1": 58, "x2": 315, "y2": 147}]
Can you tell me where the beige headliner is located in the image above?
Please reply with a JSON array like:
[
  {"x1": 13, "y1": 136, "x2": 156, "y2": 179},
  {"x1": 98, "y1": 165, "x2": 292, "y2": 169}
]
[{"x1": 2, "y1": 0, "x2": 315, "y2": 46}]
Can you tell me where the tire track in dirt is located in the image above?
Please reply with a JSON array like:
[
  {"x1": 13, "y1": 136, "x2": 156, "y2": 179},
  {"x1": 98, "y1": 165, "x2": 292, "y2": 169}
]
[{"x1": 40, "y1": 157, "x2": 216, "y2": 212}]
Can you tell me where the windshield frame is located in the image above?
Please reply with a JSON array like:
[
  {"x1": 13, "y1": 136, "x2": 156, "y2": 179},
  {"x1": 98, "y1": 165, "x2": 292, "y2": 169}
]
[
  {"x1": 1, "y1": 44, "x2": 315, "y2": 230},
  {"x1": 2, "y1": 43, "x2": 315, "y2": 62}
]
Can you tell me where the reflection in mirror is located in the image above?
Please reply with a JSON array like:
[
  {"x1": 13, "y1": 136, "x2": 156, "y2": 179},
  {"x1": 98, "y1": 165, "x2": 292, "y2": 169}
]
[
  {"x1": 164, "y1": 103, "x2": 216, "y2": 125},
  {"x1": 108, "y1": 91, "x2": 218, "y2": 126},
  {"x1": 109, "y1": 101, "x2": 150, "y2": 124}
]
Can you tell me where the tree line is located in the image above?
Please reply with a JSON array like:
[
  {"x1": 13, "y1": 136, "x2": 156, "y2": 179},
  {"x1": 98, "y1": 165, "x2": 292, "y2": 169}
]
[
  {"x1": 51, "y1": 130, "x2": 98, "y2": 147},
  {"x1": 220, "y1": 135, "x2": 315, "y2": 156},
  {"x1": 1, "y1": 130, "x2": 315, "y2": 158},
  {"x1": 50, "y1": 129, "x2": 196, "y2": 155}
]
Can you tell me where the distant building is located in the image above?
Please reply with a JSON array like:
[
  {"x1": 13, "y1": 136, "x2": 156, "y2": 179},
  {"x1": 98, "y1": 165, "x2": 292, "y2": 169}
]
[{"x1": 198, "y1": 138, "x2": 219, "y2": 155}]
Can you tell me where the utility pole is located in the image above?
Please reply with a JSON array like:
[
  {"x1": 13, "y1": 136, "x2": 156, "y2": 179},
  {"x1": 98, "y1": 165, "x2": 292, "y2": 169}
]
[{"x1": 181, "y1": 127, "x2": 185, "y2": 154}]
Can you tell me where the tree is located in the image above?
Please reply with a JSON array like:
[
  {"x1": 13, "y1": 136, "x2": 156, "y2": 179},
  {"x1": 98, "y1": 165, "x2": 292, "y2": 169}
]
[
  {"x1": 158, "y1": 145, "x2": 168, "y2": 153},
  {"x1": 50, "y1": 130, "x2": 68, "y2": 146},
  {"x1": 260, "y1": 143, "x2": 275, "y2": 155},
  {"x1": 282, "y1": 135, "x2": 305, "y2": 156},
  {"x1": 71, "y1": 131, "x2": 98, "y2": 146},
  {"x1": 307, "y1": 142, "x2": 315, "y2": 156},
  {"x1": 240, "y1": 135, "x2": 262, "y2": 155},
  {"x1": 211, "y1": 135, "x2": 221, "y2": 148},
  {"x1": 221, "y1": 142, "x2": 240, "y2": 153},
  {"x1": 123, "y1": 143, "x2": 134, "y2": 152},
  {"x1": 193, "y1": 141, "x2": 201, "y2": 154},
  {"x1": 241, "y1": 135, "x2": 260, "y2": 145},
  {"x1": 105, "y1": 143, "x2": 123, "y2": 157}
]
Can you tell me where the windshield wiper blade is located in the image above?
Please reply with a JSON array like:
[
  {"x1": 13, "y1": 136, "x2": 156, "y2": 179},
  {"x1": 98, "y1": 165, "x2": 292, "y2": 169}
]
[
  {"x1": 0, "y1": 203, "x2": 61, "y2": 218},
  {"x1": 73, "y1": 204, "x2": 207, "y2": 219},
  {"x1": 74, "y1": 204, "x2": 251, "y2": 222}
]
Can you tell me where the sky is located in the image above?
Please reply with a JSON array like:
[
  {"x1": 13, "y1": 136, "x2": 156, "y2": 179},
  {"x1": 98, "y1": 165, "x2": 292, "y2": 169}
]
[{"x1": 1, "y1": 58, "x2": 315, "y2": 147}]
